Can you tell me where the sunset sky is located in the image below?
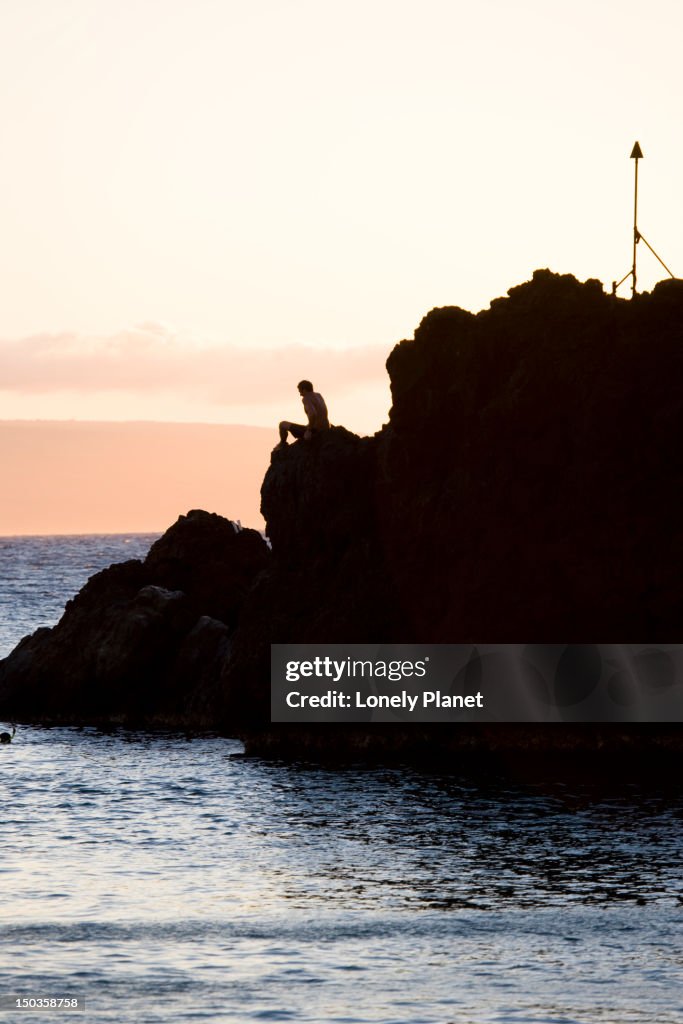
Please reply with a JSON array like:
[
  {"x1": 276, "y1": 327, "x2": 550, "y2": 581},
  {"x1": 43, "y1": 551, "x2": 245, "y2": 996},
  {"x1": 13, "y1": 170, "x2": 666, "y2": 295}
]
[{"x1": 0, "y1": 0, "x2": 681, "y2": 531}]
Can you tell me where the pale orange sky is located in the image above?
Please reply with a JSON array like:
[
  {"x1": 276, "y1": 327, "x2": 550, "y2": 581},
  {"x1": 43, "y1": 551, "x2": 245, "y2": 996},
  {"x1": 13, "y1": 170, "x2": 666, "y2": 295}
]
[
  {"x1": 0, "y1": 0, "x2": 681, "y2": 532},
  {"x1": 0, "y1": 421, "x2": 273, "y2": 535}
]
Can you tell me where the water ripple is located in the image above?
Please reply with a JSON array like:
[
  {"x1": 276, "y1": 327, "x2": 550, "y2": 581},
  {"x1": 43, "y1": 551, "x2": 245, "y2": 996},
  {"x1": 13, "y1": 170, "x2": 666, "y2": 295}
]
[{"x1": 0, "y1": 728, "x2": 681, "y2": 1022}]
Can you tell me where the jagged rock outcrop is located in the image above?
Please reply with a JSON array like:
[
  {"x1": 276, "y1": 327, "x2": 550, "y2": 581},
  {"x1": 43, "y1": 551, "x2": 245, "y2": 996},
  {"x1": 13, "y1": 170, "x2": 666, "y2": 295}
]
[
  {"x1": 2, "y1": 270, "x2": 683, "y2": 758},
  {"x1": 217, "y1": 426, "x2": 407, "y2": 726},
  {"x1": 0, "y1": 510, "x2": 268, "y2": 725},
  {"x1": 375, "y1": 270, "x2": 683, "y2": 639},
  {"x1": 230, "y1": 271, "x2": 683, "y2": 755}
]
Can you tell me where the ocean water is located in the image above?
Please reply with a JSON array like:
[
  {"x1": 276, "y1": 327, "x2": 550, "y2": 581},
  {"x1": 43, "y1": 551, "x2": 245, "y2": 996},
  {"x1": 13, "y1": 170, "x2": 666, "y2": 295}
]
[{"x1": 0, "y1": 537, "x2": 682, "y2": 1023}]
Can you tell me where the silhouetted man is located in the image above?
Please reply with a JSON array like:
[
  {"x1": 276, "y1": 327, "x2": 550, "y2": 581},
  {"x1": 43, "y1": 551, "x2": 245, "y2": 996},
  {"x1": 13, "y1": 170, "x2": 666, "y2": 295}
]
[{"x1": 277, "y1": 380, "x2": 329, "y2": 447}]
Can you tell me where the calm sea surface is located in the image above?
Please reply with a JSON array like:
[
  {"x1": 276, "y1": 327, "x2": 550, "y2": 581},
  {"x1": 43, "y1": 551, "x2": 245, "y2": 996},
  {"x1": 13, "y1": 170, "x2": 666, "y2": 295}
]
[{"x1": 0, "y1": 536, "x2": 682, "y2": 1023}]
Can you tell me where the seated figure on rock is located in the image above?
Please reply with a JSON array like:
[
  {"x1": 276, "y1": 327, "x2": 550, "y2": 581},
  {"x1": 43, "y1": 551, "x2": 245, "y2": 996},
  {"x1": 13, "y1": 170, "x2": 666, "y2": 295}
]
[{"x1": 277, "y1": 380, "x2": 329, "y2": 447}]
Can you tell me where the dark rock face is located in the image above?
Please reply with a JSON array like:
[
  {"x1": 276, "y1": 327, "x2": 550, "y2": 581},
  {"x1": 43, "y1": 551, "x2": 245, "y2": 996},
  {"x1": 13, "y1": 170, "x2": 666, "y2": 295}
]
[
  {"x1": 228, "y1": 270, "x2": 683, "y2": 754},
  {"x1": 144, "y1": 507, "x2": 269, "y2": 625},
  {"x1": 2, "y1": 270, "x2": 683, "y2": 758},
  {"x1": 376, "y1": 270, "x2": 683, "y2": 639},
  {"x1": 259, "y1": 426, "x2": 403, "y2": 640},
  {"x1": 220, "y1": 427, "x2": 407, "y2": 727},
  {"x1": 0, "y1": 511, "x2": 269, "y2": 726}
]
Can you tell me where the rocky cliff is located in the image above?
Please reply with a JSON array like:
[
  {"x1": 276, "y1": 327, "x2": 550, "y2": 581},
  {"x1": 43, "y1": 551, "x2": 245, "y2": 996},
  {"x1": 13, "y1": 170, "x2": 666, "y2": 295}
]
[{"x1": 2, "y1": 270, "x2": 683, "y2": 758}]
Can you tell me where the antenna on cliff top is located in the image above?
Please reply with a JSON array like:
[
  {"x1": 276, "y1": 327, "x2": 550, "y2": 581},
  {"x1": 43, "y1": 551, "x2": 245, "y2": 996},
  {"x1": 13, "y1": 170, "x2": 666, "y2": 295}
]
[{"x1": 612, "y1": 141, "x2": 676, "y2": 297}]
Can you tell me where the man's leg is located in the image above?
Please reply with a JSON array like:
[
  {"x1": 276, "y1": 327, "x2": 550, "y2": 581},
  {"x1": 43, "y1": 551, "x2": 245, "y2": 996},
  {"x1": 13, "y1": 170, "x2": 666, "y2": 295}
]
[{"x1": 278, "y1": 422, "x2": 307, "y2": 444}]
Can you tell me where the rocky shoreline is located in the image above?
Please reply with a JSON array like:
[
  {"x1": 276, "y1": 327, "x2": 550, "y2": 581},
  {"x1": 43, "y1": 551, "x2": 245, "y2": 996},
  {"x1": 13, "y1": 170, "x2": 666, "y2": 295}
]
[{"x1": 2, "y1": 269, "x2": 683, "y2": 761}]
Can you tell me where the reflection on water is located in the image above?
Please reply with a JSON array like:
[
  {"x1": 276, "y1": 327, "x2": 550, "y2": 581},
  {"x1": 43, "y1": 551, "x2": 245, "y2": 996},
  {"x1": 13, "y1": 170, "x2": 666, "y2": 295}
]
[{"x1": 0, "y1": 729, "x2": 681, "y2": 1022}]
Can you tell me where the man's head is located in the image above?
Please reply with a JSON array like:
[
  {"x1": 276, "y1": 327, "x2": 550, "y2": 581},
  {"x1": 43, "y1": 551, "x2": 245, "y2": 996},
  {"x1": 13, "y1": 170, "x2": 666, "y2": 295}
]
[{"x1": 297, "y1": 380, "x2": 313, "y2": 394}]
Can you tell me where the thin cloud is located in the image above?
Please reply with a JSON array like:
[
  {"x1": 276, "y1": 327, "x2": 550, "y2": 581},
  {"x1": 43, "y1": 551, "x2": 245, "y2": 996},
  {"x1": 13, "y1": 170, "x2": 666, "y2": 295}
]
[{"x1": 0, "y1": 326, "x2": 389, "y2": 406}]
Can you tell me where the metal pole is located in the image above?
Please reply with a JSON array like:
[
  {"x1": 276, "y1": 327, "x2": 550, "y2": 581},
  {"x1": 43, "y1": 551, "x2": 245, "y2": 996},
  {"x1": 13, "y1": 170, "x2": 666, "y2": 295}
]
[
  {"x1": 632, "y1": 158, "x2": 638, "y2": 296},
  {"x1": 613, "y1": 142, "x2": 675, "y2": 296},
  {"x1": 630, "y1": 141, "x2": 643, "y2": 298}
]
